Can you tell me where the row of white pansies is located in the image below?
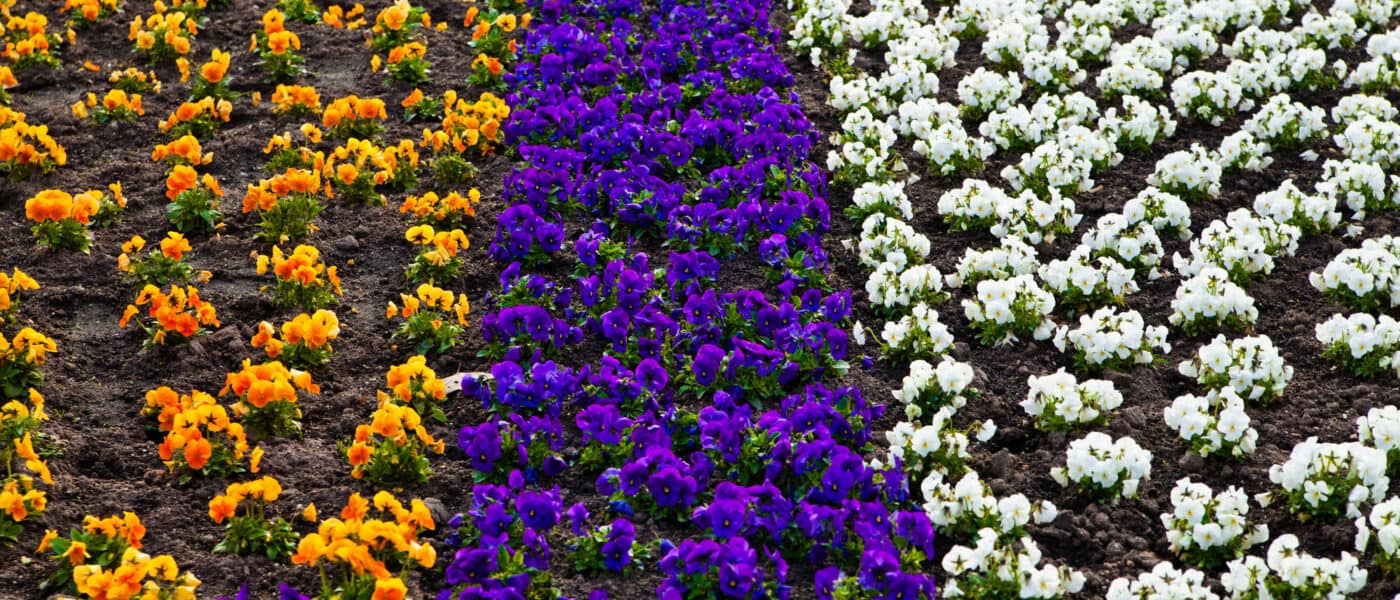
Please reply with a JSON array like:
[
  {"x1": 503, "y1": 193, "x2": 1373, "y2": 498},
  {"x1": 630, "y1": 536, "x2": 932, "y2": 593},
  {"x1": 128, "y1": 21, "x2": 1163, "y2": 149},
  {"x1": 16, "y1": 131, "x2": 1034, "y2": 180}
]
[
  {"x1": 1354, "y1": 410, "x2": 1400, "y2": 589},
  {"x1": 883, "y1": 355, "x2": 1088, "y2": 597},
  {"x1": 793, "y1": 0, "x2": 1400, "y2": 594},
  {"x1": 1113, "y1": 495, "x2": 1367, "y2": 598},
  {"x1": 814, "y1": 0, "x2": 1398, "y2": 188}
]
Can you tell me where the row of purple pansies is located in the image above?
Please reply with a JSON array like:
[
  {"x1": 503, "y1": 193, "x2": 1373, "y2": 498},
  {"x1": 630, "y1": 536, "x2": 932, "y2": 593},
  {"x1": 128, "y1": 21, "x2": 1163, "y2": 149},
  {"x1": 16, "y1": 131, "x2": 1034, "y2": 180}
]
[{"x1": 256, "y1": 0, "x2": 938, "y2": 598}]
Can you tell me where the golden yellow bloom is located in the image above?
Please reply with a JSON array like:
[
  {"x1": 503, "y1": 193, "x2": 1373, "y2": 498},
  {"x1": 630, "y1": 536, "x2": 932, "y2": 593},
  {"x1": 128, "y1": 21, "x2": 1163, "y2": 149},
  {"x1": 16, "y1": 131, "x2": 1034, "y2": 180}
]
[
  {"x1": 160, "y1": 232, "x2": 191, "y2": 260},
  {"x1": 208, "y1": 494, "x2": 237, "y2": 523},
  {"x1": 405, "y1": 224, "x2": 434, "y2": 244},
  {"x1": 291, "y1": 533, "x2": 325, "y2": 566},
  {"x1": 372, "y1": 578, "x2": 407, "y2": 600},
  {"x1": 36, "y1": 529, "x2": 57, "y2": 552}
]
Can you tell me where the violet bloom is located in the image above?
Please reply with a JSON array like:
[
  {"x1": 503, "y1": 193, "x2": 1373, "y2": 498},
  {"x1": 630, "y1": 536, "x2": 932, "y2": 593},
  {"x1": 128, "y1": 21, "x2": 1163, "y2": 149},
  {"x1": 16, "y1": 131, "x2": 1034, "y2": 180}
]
[
  {"x1": 574, "y1": 230, "x2": 603, "y2": 268},
  {"x1": 718, "y1": 537, "x2": 760, "y2": 597},
  {"x1": 719, "y1": 561, "x2": 755, "y2": 598},
  {"x1": 858, "y1": 549, "x2": 900, "y2": 589},
  {"x1": 566, "y1": 502, "x2": 590, "y2": 535},
  {"x1": 445, "y1": 547, "x2": 498, "y2": 586},
  {"x1": 888, "y1": 573, "x2": 929, "y2": 600},
  {"x1": 521, "y1": 527, "x2": 551, "y2": 570},
  {"x1": 600, "y1": 308, "x2": 630, "y2": 348},
  {"x1": 635, "y1": 358, "x2": 668, "y2": 391},
  {"x1": 577, "y1": 404, "x2": 628, "y2": 445},
  {"x1": 216, "y1": 584, "x2": 249, "y2": 600},
  {"x1": 516, "y1": 490, "x2": 561, "y2": 531},
  {"x1": 704, "y1": 498, "x2": 746, "y2": 539},
  {"x1": 691, "y1": 344, "x2": 726, "y2": 387},
  {"x1": 608, "y1": 499, "x2": 634, "y2": 516},
  {"x1": 277, "y1": 584, "x2": 311, "y2": 600},
  {"x1": 896, "y1": 511, "x2": 935, "y2": 556},
  {"x1": 596, "y1": 468, "x2": 621, "y2": 495},
  {"x1": 647, "y1": 466, "x2": 696, "y2": 508},
  {"x1": 478, "y1": 502, "x2": 514, "y2": 545},
  {"x1": 460, "y1": 422, "x2": 503, "y2": 474},
  {"x1": 813, "y1": 567, "x2": 840, "y2": 600},
  {"x1": 601, "y1": 519, "x2": 635, "y2": 571}
]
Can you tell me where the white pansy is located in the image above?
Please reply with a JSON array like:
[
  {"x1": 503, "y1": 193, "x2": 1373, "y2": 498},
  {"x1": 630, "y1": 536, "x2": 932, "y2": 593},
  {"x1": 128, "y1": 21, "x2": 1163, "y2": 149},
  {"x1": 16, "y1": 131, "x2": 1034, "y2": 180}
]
[
  {"x1": 962, "y1": 274, "x2": 1057, "y2": 345},
  {"x1": 947, "y1": 237, "x2": 1041, "y2": 289},
  {"x1": 1267, "y1": 437, "x2": 1389, "y2": 520},
  {"x1": 1221, "y1": 534, "x2": 1368, "y2": 599},
  {"x1": 1316, "y1": 312, "x2": 1400, "y2": 377},
  {"x1": 1332, "y1": 94, "x2": 1397, "y2": 128},
  {"x1": 1357, "y1": 405, "x2": 1400, "y2": 468},
  {"x1": 1099, "y1": 95, "x2": 1176, "y2": 153},
  {"x1": 1161, "y1": 478, "x2": 1268, "y2": 569},
  {"x1": 1310, "y1": 235, "x2": 1400, "y2": 312},
  {"x1": 1037, "y1": 246, "x2": 1140, "y2": 310},
  {"x1": 982, "y1": 14, "x2": 1050, "y2": 68},
  {"x1": 848, "y1": 180, "x2": 913, "y2": 221},
  {"x1": 920, "y1": 470, "x2": 1054, "y2": 538},
  {"x1": 880, "y1": 301, "x2": 955, "y2": 359},
  {"x1": 1334, "y1": 114, "x2": 1400, "y2": 168},
  {"x1": 1178, "y1": 334, "x2": 1293, "y2": 404},
  {"x1": 1000, "y1": 139, "x2": 1096, "y2": 198},
  {"x1": 1171, "y1": 70, "x2": 1252, "y2": 126},
  {"x1": 1054, "y1": 307, "x2": 1170, "y2": 371},
  {"x1": 867, "y1": 263, "x2": 947, "y2": 313},
  {"x1": 1169, "y1": 267, "x2": 1258, "y2": 335},
  {"x1": 888, "y1": 405, "x2": 993, "y2": 487},
  {"x1": 1052, "y1": 431, "x2": 1152, "y2": 501},
  {"x1": 1357, "y1": 496, "x2": 1400, "y2": 571},
  {"x1": 895, "y1": 357, "x2": 976, "y2": 417},
  {"x1": 912, "y1": 121, "x2": 994, "y2": 177},
  {"x1": 1315, "y1": 158, "x2": 1398, "y2": 216},
  {"x1": 1021, "y1": 368, "x2": 1122, "y2": 431},
  {"x1": 1081, "y1": 212, "x2": 1166, "y2": 277},
  {"x1": 1123, "y1": 186, "x2": 1192, "y2": 240},
  {"x1": 1163, "y1": 388, "x2": 1259, "y2": 458},
  {"x1": 943, "y1": 528, "x2": 1084, "y2": 599},
  {"x1": 1097, "y1": 61, "x2": 1165, "y2": 100},
  {"x1": 1252, "y1": 179, "x2": 1341, "y2": 236},
  {"x1": 1147, "y1": 145, "x2": 1221, "y2": 202},
  {"x1": 1172, "y1": 209, "x2": 1301, "y2": 282},
  {"x1": 857, "y1": 213, "x2": 930, "y2": 269},
  {"x1": 1021, "y1": 48, "x2": 1087, "y2": 93},
  {"x1": 1295, "y1": 11, "x2": 1361, "y2": 50},
  {"x1": 957, "y1": 68, "x2": 1024, "y2": 120},
  {"x1": 1242, "y1": 94, "x2": 1329, "y2": 152},
  {"x1": 1107, "y1": 562, "x2": 1219, "y2": 600}
]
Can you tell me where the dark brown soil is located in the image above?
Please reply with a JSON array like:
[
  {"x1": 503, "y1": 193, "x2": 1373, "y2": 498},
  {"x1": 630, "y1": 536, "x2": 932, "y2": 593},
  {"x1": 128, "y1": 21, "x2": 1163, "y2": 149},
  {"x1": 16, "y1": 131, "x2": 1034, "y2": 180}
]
[{"x1": 775, "y1": 6, "x2": 1400, "y2": 599}]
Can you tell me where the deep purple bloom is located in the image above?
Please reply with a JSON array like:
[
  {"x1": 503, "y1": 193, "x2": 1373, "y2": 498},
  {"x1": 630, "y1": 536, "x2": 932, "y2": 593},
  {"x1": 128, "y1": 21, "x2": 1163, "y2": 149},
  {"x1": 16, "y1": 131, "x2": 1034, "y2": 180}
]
[
  {"x1": 691, "y1": 344, "x2": 726, "y2": 387},
  {"x1": 217, "y1": 584, "x2": 250, "y2": 600},
  {"x1": 814, "y1": 567, "x2": 840, "y2": 600},
  {"x1": 567, "y1": 503, "x2": 590, "y2": 535},
  {"x1": 516, "y1": 490, "x2": 561, "y2": 531},
  {"x1": 647, "y1": 466, "x2": 696, "y2": 508},
  {"x1": 277, "y1": 584, "x2": 311, "y2": 600},
  {"x1": 719, "y1": 561, "x2": 755, "y2": 598},
  {"x1": 704, "y1": 499, "x2": 746, "y2": 539},
  {"x1": 601, "y1": 535, "x2": 633, "y2": 571},
  {"x1": 636, "y1": 358, "x2": 669, "y2": 391}
]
